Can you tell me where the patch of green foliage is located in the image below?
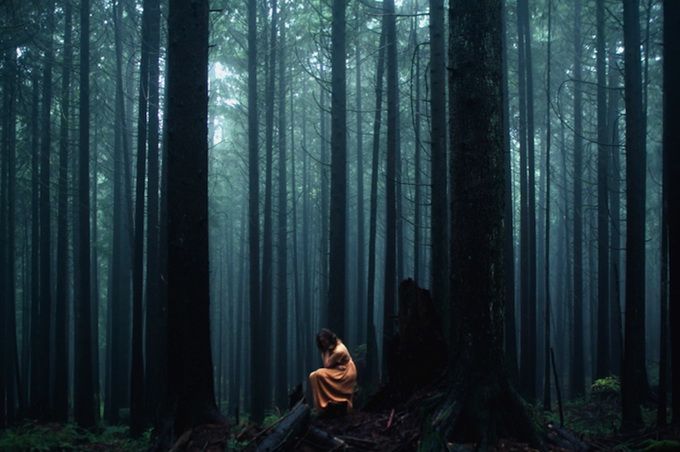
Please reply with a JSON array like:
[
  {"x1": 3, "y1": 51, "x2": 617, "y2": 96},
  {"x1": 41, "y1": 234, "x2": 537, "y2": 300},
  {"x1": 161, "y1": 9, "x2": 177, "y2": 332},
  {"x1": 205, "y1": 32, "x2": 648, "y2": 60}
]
[
  {"x1": 544, "y1": 398, "x2": 621, "y2": 437},
  {"x1": 591, "y1": 375, "x2": 621, "y2": 400},
  {"x1": 263, "y1": 409, "x2": 282, "y2": 429},
  {"x1": 0, "y1": 421, "x2": 151, "y2": 451},
  {"x1": 637, "y1": 439, "x2": 680, "y2": 452}
]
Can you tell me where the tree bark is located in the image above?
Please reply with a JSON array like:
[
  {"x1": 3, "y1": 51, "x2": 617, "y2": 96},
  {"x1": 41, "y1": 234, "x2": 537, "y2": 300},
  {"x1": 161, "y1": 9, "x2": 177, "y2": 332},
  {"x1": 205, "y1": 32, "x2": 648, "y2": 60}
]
[
  {"x1": 74, "y1": 0, "x2": 97, "y2": 428},
  {"x1": 621, "y1": 0, "x2": 648, "y2": 431},
  {"x1": 595, "y1": 0, "x2": 610, "y2": 381},
  {"x1": 429, "y1": 0, "x2": 449, "y2": 338},
  {"x1": 426, "y1": 0, "x2": 537, "y2": 446},
  {"x1": 166, "y1": 0, "x2": 219, "y2": 434},
  {"x1": 570, "y1": 0, "x2": 585, "y2": 399},
  {"x1": 663, "y1": 0, "x2": 680, "y2": 426},
  {"x1": 329, "y1": 0, "x2": 347, "y2": 339},
  {"x1": 382, "y1": 0, "x2": 398, "y2": 377}
]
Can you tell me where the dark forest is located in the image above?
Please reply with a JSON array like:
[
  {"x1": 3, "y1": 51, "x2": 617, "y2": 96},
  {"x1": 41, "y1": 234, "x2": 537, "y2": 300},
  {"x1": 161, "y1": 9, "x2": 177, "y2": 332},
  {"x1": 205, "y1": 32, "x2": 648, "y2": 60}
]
[{"x1": 0, "y1": 0, "x2": 678, "y2": 450}]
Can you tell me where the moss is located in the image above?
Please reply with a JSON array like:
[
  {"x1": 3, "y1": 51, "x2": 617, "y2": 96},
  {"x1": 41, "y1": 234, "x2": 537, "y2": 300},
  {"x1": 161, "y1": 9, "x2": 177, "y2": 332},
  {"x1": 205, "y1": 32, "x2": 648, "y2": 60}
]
[{"x1": 591, "y1": 375, "x2": 621, "y2": 400}]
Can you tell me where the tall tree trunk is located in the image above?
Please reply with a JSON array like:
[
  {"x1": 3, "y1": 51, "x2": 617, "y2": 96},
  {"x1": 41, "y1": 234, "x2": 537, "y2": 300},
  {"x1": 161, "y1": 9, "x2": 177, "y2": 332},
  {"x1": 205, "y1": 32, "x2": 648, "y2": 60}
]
[
  {"x1": 382, "y1": 0, "x2": 398, "y2": 377},
  {"x1": 107, "y1": 0, "x2": 132, "y2": 424},
  {"x1": 2, "y1": 46, "x2": 20, "y2": 426},
  {"x1": 608, "y1": 63, "x2": 623, "y2": 377},
  {"x1": 329, "y1": 0, "x2": 347, "y2": 339},
  {"x1": 36, "y1": 0, "x2": 56, "y2": 419},
  {"x1": 501, "y1": 0, "x2": 518, "y2": 385},
  {"x1": 621, "y1": 0, "x2": 648, "y2": 431},
  {"x1": 517, "y1": 0, "x2": 537, "y2": 400},
  {"x1": 74, "y1": 0, "x2": 97, "y2": 428},
  {"x1": 166, "y1": 0, "x2": 219, "y2": 434},
  {"x1": 355, "y1": 22, "x2": 367, "y2": 349},
  {"x1": 663, "y1": 0, "x2": 679, "y2": 427},
  {"x1": 145, "y1": 0, "x2": 163, "y2": 428},
  {"x1": 595, "y1": 0, "x2": 610, "y2": 380},
  {"x1": 542, "y1": 0, "x2": 552, "y2": 412},
  {"x1": 131, "y1": 0, "x2": 153, "y2": 433},
  {"x1": 366, "y1": 24, "x2": 386, "y2": 390},
  {"x1": 29, "y1": 67, "x2": 41, "y2": 419},
  {"x1": 261, "y1": 0, "x2": 277, "y2": 413},
  {"x1": 275, "y1": 8, "x2": 289, "y2": 409},
  {"x1": 426, "y1": 0, "x2": 537, "y2": 445},
  {"x1": 53, "y1": 0, "x2": 73, "y2": 423},
  {"x1": 570, "y1": 0, "x2": 585, "y2": 399},
  {"x1": 429, "y1": 0, "x2": 449, "y2": 336},
  {"x1": 247, "y1": 0, "x2": 264, "y2": 425}
]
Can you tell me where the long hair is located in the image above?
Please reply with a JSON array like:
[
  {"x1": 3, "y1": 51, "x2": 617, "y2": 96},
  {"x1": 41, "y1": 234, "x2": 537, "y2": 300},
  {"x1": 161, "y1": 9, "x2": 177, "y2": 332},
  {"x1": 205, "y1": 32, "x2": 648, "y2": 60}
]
[{"x1": 316, "y1": 328, "x2": 338, "y2": 351}]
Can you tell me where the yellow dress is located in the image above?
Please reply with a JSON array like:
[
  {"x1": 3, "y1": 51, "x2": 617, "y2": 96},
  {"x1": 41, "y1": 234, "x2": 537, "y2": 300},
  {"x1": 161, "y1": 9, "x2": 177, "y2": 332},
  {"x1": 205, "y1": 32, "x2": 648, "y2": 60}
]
[{"x1": 308, "y1": 341, "x2": 357, "y2": 414}]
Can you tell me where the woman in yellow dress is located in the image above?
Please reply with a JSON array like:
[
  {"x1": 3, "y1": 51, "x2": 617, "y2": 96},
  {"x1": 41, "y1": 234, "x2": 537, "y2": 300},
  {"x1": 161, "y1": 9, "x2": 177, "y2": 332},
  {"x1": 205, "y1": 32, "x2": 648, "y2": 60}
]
[{"x1": 308, "y1": 329, "x2": 357, "y2": 416}]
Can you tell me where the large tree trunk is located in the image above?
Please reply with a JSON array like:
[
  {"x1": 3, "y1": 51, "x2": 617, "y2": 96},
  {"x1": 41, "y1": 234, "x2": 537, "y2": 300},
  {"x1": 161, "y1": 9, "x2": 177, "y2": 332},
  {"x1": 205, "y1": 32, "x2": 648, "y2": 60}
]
[
  {"x1": 424, "y1": 0, "x2": 537, "y2": 446},
  {"x1": 328, "y1": 0, "x2": 347, "y2": 339},
  {"x1": 621, "y1": 0, "x2": 648, "y2": 431},
  {"x1": 166, "y1": 0, "x2": 219, "y2": 434}
]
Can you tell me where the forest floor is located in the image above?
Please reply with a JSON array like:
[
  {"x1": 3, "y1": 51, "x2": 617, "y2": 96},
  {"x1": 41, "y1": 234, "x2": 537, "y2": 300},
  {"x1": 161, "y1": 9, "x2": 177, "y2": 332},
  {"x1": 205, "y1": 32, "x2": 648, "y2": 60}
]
[
  {"x1": 166, "y1": 380, "x2": 680, "y2": 452},
  {"x1": 1, "y1": 385, "x2": 679, "y2": 451}
]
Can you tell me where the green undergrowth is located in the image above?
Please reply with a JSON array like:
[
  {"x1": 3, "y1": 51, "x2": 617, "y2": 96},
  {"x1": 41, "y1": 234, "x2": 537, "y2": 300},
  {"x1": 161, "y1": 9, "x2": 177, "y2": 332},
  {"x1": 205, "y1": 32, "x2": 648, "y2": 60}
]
[
  {"x1": 0, "y1": 421, "x2": 151, "y2": 451},
  {"x1": 542, "y1": 376, "x2": 658, "y2": 439}
]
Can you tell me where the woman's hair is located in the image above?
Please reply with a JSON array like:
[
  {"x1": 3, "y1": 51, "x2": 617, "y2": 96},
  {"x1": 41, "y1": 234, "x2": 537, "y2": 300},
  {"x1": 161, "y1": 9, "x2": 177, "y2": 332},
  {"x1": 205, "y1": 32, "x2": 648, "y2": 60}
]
[{"x1": 316, "y1": 328, "x2": 338, "y2": 351}]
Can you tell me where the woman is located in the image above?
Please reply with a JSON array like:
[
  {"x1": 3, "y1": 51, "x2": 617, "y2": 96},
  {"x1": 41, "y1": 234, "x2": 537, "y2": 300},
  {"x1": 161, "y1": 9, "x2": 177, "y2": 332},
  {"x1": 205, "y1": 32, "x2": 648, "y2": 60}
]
[{"x1": 308, "y1": 329, "x2": 357, "y2": 416}]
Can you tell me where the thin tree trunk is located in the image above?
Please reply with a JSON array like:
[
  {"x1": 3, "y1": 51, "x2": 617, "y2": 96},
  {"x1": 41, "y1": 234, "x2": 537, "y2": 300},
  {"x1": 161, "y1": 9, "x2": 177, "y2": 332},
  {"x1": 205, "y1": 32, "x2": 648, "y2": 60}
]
[
  {"x1": 130, "y1": 0, "x2": 153, "y2": 432},
  {"x1": 107, "y1": 0, "x2": 133, "y2": 423},
  {"x1": 36, "y1": 0, "x2": 56, "y2": 419},
  {"x1": 542, "y1": 0, "x2": 552, "y2": 411},
  {"x1": 570, "y1": 0, "x2": 585, "y2": 399},
  {"x1": 382, "y1": 0, "x2": 398, "y2": 378},
  {"x1": 663, "y1": 0, "x2": 679, "y2": 427},
  {"x1": 145, "y1": 0, "x2": 163, "y2": 428},
  {"x1": 74, "y1": 0, "x2": 97, "y2": 428},
  {"x1": 275, "y1": 7, "x2": 289, "y2": 408},
  {"x1": 247, "y1": 0, "x2": 264, "y2": 425},
  {"x1": 595, "y1": 0, "x2": 610, "y2": 380},
  {"x1": 501, "y1": 0, "x2": 518, "y2": 385},
  {"x1": 53, "y1": 0, "x2": 73, "y2": 422},
  {"x1": 366, "y1": 23, "x2": 386, "y2": 390},
  {"x1": 260, "y1": 0, "x2": 277, "y2": 413}
]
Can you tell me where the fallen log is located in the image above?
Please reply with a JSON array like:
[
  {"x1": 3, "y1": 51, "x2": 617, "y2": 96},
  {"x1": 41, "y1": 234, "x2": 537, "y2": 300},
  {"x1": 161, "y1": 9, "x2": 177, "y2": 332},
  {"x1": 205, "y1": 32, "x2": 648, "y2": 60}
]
[
  {"x1": 255, "y1": 402, "x2": 311, "y2": 452},
  {"x1": 300, "y1": 425, "x2": 346, "y2": 451},
  {"x1": 546, "y1": 421, "x2": 590, "y2": 451}
]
